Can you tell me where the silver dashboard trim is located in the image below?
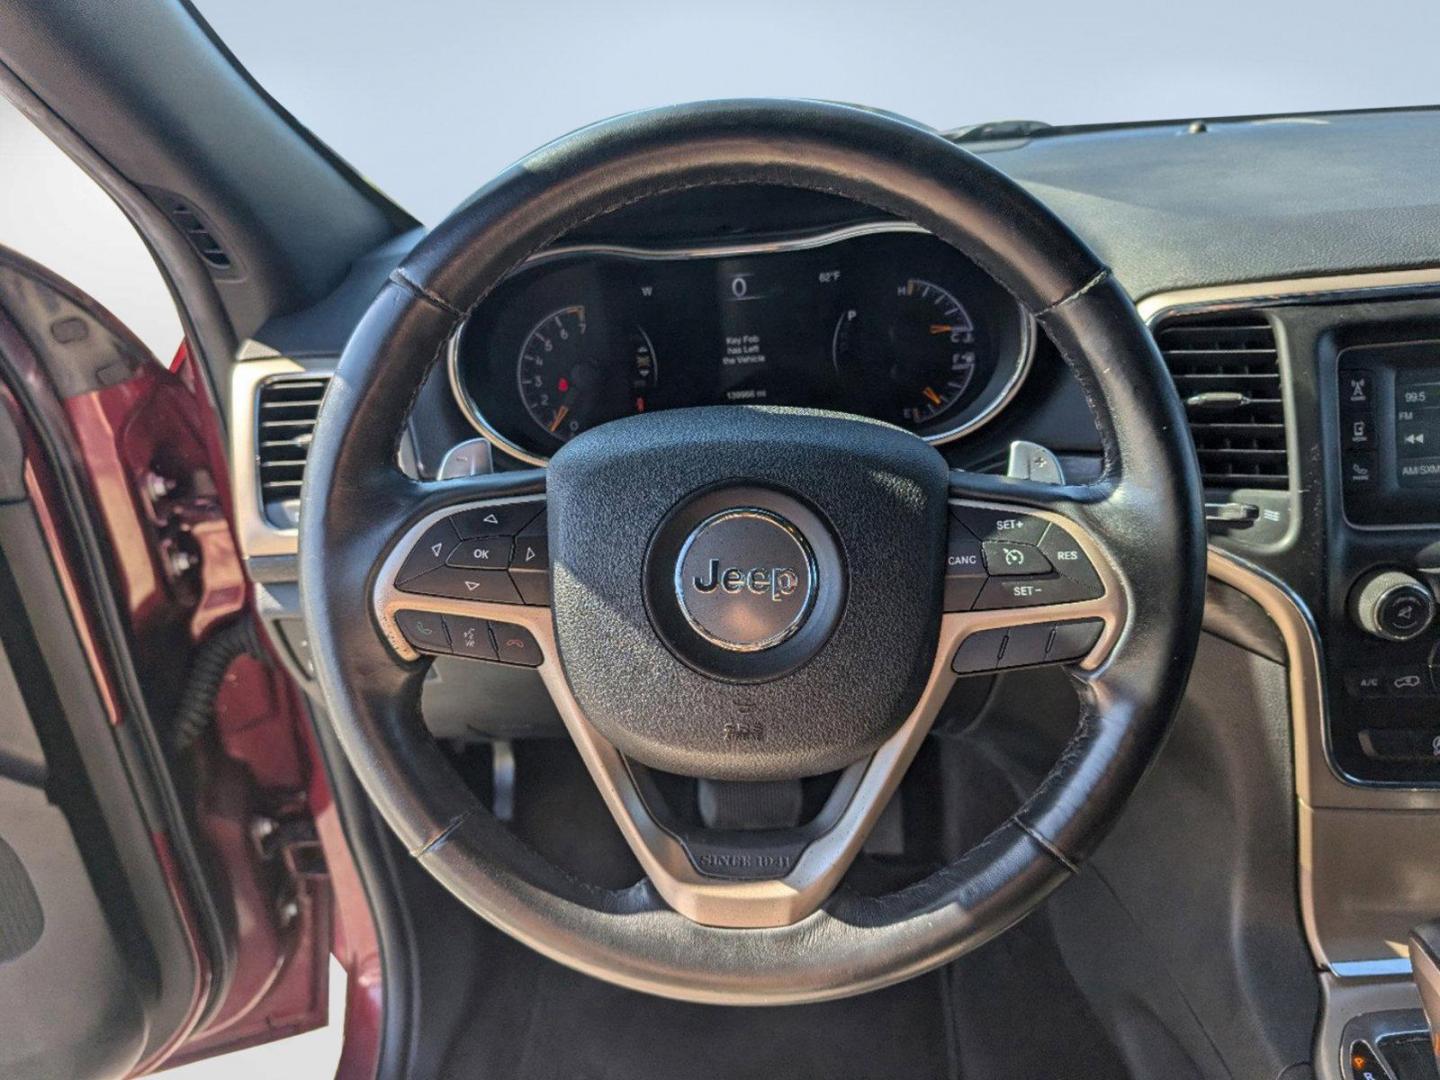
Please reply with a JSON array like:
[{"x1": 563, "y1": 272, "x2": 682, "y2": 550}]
[
  {"x1": 230, "y1": 357, "x2": 334, "y2": 560},
  {"x1": 1135, "y1": 266, "x2": 1440, "y2": 325},
  {"x1": 446, "y1": 220, "x2": 1037, "y2": 467},
  {"x1": 1330, "y1": 958, "x2": 1414, "y2": 978},
  {"x1": 1207, "y1": 547, "x2": 1332, "y2": 970}
]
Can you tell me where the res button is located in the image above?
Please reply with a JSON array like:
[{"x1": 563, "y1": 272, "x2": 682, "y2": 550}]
[{"x1": 1038, "y1": 523, "x2": 1102, "y2": 592}]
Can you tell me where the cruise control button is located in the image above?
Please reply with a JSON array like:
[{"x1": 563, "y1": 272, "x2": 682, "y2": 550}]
[
  {"x1": 395, "y1": 609, "x2": 451, "y2": 653},
  {"x1": 951, "y1": 506, "x2": 1047, "y2": 545},
  {"x1": 396, "y1": 519, "x2": 460, "y2": 584},
  {"x1": 400, "y1": 566, "x2": 522, "y2": 604},
  {"x1": 451, "y1": 502, "x2": 543, "y2": 539},
  {"x1": 491, "y1": 623, "x2": 543, "y2": 667},
  {"x1": 974, "y1": 573, "x2": 1095, "y2": 610},
  {"x1": 944, "y1": 525, "x2": 985, "y2": 612},
  {"x1": 1038, "y1": 523, "x2": 1103, "y2": 592},
  {"x1": 946, "y1": 538, "x2": 985, "y2": 576},
  {"x1": 442, "y1": 615, "x2": 497, "y2": 660},
  {"x1": 447, "y1": 537, "x2": 513, "y2": 570},
  {"x1": 982, "y1": 540, "x2": 1051, "y2": 576}
]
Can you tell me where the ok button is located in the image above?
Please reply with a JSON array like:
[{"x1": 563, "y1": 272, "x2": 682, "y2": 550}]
[{"x1": 447, "y1": 538, "x2": 513, "y2": 570}]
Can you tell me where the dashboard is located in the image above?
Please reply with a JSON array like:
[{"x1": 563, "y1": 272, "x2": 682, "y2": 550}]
[{"x1": 448, "y1": 225, "x2": 1033, "y2": 464}]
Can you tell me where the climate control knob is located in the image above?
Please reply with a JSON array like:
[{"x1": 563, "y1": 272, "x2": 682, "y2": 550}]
[{"x1": 1350, "y1": 570, "x2": 1436, "y2": 642}]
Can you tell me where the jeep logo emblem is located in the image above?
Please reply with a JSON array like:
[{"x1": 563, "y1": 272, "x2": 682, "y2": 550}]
[
  {"x1": 675, "y1": 508, "x2": 817, "y2": 652},
  {"x1": 691, "y1": 560, "x2": 801, "y2": 603}
]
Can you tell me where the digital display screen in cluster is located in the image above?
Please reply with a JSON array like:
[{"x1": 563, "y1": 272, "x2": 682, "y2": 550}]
[{"x1": 1395, "y1": 368, "x2": 1440, "y2": 487}]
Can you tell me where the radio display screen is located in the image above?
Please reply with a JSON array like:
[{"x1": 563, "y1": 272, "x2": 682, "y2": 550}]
[{"x1": 1396, "y1": 368, "x2": 1440, "y2": 488}]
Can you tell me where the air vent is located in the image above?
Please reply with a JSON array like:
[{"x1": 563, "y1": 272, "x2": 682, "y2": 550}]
[
  {"x1": 148, "y1": 190, "x2": 236, "y2": 272},
  {"x1": 1154, "y1": 313, "x2": 1289, "y2": 490},
  {"x1": 257, "y1": 375, "x2": 330, "y2": 528}
]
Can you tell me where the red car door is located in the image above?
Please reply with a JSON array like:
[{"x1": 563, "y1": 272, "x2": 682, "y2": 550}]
[{"x1": 0, "y1": 245, "x2": 378, "y2": 1078}]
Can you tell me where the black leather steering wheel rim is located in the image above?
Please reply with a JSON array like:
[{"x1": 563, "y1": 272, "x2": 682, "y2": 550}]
[{"x1": 299, "y1": 99, "x2": 1205, "y2": 1004}]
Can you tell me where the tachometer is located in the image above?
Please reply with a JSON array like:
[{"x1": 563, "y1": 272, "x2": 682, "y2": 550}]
[
  {"x1": 831, "y1": 278, "x2": 981, "y2": 428},
  {"x1": 516, "y1": 305, "x2": 657, "y2": 442}
]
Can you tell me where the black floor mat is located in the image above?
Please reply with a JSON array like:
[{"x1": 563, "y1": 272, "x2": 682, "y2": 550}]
[
  {"x1": 435, "y1": 727, "x2": 1128, "y2": 1080},
  {"x1": 444, "y1": 931, "x2": 953, "y2": 1080}
]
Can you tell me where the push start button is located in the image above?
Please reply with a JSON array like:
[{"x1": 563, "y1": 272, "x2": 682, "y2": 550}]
[{"x1": 675, "y1": 509, "x2": 817, "y2": 652}]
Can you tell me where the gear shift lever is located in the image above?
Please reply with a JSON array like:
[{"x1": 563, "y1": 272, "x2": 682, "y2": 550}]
[{"x1": 1409, "y1": 920, "x2": 1440, "y2": 1065}]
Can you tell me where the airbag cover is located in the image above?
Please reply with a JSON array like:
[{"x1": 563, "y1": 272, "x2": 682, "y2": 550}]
[{"x1": 546, "y1": 405, "x2": 949, "y2": 780}]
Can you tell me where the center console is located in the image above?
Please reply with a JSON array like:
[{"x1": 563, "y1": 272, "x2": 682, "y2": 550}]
[
  {"x1": 1144, "y1": 277, "x2": 1440, "y2": 1080},
  {"x1": 1328, "y1": 334, "x2": 1440, "y2": 786}
]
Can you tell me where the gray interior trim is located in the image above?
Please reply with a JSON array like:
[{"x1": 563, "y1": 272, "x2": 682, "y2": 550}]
[{"x1": 1314, "y1": 971, "x2": 1425, "y2": 1080}]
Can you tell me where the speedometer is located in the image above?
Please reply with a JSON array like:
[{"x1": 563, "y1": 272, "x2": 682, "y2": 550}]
[
  {"x1": 516, "y1": 305, "x2": 657, "y2": 443},
  {"x1": 831, "y1": 278, "x2": 981, "y2": 427}
]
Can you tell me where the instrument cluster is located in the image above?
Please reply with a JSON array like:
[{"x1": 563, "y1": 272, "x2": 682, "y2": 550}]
[{"x1": 448, "y1": 224, "x2": 1034, "y2": 464}]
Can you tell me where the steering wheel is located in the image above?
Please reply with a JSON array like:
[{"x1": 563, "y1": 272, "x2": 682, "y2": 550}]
[{"x1": 299, "y1": 99, "x2": 1204, "y2": 1004}]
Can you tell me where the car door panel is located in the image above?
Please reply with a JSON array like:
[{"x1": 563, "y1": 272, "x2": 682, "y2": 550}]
[{"x1": 0, "y1": 247, "x2": 340, "y2": 1076}]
